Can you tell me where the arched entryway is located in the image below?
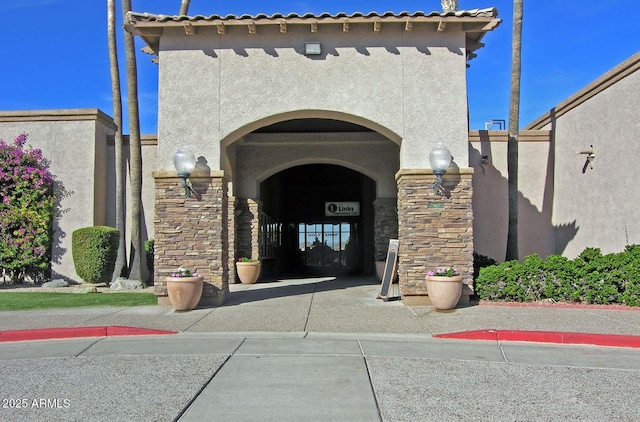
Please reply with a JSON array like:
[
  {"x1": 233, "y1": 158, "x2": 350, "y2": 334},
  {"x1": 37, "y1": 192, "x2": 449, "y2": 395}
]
[
  {"x1": 230, "y1": 116, "x2": 400, "y2": 283},
  {"x1": 259, "y1": 164, "x2": 376, "y2": 277}
]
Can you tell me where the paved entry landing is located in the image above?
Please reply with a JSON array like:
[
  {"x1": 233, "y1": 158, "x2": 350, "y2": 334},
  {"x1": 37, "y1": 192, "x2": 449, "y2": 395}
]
[{"x1": 185, "y1": 276, "x2": 419, "y2": 334}]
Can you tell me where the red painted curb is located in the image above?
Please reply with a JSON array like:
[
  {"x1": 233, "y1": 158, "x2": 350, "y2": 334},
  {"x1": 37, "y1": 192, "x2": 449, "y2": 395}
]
[
  {"x1": 434, "y1": 330, "x2": 640, "y2": 348},
  {"x1": 0, "y1": 326, "x2": 177, "y2": 343}
]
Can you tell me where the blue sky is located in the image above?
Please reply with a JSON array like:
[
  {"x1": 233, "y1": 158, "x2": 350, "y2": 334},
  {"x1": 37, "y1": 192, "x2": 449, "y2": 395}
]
[{"x1": 1, "y1": 0, "x2": 638, "y2": 134}]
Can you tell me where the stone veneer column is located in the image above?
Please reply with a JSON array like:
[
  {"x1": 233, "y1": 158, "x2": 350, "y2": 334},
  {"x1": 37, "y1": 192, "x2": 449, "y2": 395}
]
[
  {"x1": 235, "y1": 198, "x2": 261, "y2": 258},
  {"x1": 153, "y1": 170, "x2": 228, "y2": 306},
  {"x1": 227, "y1": 195, "x2": 237, "y2": 284},
  {"x1": 374, "y1": 197, "x2": 399, "y2": 261},
  {"x1": 234, "y1": 198, "x2": 261, "y2": 281},
  {"x1": 396, "y1": 168, "x2": 474, "y2": 306}
]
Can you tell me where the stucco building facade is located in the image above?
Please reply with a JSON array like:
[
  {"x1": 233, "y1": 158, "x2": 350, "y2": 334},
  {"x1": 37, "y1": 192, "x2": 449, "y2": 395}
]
[
  {"x1": 2, "y1": 6, "x2": 637, "y2": 309},
  {"x1": 123, "y1": 8, "x2": 501, "y2": 305}
]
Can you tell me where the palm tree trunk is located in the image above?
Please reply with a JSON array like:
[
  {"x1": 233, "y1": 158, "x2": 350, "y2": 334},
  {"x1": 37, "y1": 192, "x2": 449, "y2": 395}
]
[
  {"x1": 441, "y1": 1, "x2": 458, "y2": 13},
  {"x1": 506, "y1": 0, "x2": 523, "y2": 261},
  {"x1": 179, "y1": 0, "x2": 190, "y2": 15},
  {"x1": 108, "y1": 0, "x2": 127, "y2": 283},
  {"x1": 122, "y1": 0, "x2": 148, "y2": 284}
]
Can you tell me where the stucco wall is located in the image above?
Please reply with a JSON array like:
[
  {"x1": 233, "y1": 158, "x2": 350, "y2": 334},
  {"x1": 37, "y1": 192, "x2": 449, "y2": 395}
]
[
  {"x1": 234, "y1": 132, "x2": 399, "y2": 199},
  {"x1": 471, "y1": 64, "x2": 640, "y2": 261},
  {"x1": 0, "y1": 109, "x2": 116, "y2": 281},
  {"x1": 470, "y1": 137, "x2": 555, "y2": 262},
  {"x1": 545, "y1": 69, "x2": 640, "y2": 257},
  {"x1": 156, "y1": 22, "x2": 470, "y2": 173}
]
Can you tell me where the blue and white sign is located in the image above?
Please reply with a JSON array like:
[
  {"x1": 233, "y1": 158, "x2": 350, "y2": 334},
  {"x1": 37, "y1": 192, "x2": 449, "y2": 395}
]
[{"x1": 325, "y1": 202, "x2": 360, "y2": 216}]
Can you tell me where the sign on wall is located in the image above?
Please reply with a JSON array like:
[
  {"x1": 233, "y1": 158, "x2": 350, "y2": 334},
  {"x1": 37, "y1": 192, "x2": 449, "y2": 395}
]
[{"x1": 325, "y1": 202, "x2": 360, "y2": 217}]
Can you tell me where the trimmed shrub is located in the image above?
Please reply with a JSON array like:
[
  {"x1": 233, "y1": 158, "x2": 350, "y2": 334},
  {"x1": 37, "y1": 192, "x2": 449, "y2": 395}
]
[
  {"x1": 476, "y1": 245, "x2": 640, "y2": 306},
  {"x1": 72, "y1": 226, "x2": 119, "y2": 283}
]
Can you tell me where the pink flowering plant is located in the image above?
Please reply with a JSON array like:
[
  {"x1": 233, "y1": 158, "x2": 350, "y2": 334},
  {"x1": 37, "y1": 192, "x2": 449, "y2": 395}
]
[
  {"x1": 237, "y1": 257, "x2": 259, "y2": 262},
  {"x1": 170, "y1": 267, "x2": 199, "y2": 278},
  {"x1": 427, "y1": 267, "x2": 460, "y2": 277},
  {"x1": 1, "y1": 134, "x2": 59, "y2": 283}
]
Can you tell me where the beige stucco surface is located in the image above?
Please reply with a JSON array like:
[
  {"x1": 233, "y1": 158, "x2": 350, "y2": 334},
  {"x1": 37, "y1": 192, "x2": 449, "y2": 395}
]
[
  {"x1": 235, "y1": 132, "x2": 399, "y2": 199},
  {"x1": 156, "y1": 23, "x2": 470, "y2": 174},
  {"x1": 471, "y1": 63, "x2": 640, "y2": 261},
  {"x1": 471, "y1": 140, "x2": 555, "y2": 261},
  {"x1": 546, "y1": 69, "x2": 640, "y2": 257}
]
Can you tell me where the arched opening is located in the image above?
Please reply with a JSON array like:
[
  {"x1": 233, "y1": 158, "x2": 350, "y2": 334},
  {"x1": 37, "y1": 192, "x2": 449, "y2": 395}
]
[
  {"x1": 231, "y1": 116, "x2": 399, "y2": 282},
  {"x1": 259, "y1": 164, "x2": 376, "y2": 277}
]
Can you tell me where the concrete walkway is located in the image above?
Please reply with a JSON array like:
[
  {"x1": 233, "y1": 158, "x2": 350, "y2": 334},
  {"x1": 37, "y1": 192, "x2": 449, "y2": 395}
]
[{"x1": 1, "y1": 275, "x2": 640, "y2": 421}]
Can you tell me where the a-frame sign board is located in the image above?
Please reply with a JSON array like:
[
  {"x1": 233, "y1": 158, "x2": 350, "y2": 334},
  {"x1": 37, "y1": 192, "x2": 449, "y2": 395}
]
[{"x1": 377, "y1": 239, "x2": 399, "y2": 301}]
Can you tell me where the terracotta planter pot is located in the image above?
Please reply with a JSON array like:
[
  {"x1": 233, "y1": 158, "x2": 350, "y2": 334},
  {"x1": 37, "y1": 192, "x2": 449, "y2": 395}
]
[
  {"x1": 167, "y1": 276, "x2": 204, "y2": 311},
  {"x1": 236, "y1": 262, "x2": 261, "y2": 284},
  {"x1": 426, "y1": 275, "x2": 463, "y2": 310}
]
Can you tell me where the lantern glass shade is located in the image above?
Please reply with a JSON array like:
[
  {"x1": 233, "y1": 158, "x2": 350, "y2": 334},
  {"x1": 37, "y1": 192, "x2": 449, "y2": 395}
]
[
  {"x1": 429, "y1": 141, "x2": 452, "y2": 172},
  {"x1": 173, "y1": 146, "x2": 196, "y2": 176}
]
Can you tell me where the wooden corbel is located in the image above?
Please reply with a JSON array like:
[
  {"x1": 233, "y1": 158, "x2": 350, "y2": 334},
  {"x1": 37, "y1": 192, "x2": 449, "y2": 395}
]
[{"x1": 184, "y1": 23, "x2": 196, "y2": 36}]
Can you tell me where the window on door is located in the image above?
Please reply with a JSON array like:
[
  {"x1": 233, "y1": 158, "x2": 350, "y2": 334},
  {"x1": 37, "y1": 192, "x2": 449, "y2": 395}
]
[{"x1": 298, "y1": 223, "x2": 352, "y2": 266}]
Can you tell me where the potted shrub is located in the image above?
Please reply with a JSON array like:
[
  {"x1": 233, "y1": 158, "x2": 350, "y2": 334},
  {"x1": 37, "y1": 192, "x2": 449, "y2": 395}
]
[
  {"x1": 236, "y1": 257, "x2": 261, "y2": 284},
  {"x1": 166, "y1": 267, "x2": 203, "y2": 311},
  {"x1": 426, "y1": 267, "x2": 463, "y2": 310}
]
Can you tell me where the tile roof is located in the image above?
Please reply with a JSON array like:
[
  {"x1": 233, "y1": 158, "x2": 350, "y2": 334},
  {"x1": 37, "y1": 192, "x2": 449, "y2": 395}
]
[
  {"x1": 127, "y1": 8, "x2": 498, "y2": 23},
  {"x1": 126, "y1": 8, "x2": 501, "y2": 61}
]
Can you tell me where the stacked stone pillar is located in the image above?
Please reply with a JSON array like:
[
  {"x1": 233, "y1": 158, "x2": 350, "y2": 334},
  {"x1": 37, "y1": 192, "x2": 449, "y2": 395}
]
[
  {"x1": 396, "y1": 168, "x2": 474, "y2": 305},
  {"x1": 234, "y1": 198, "x2": 261, "y2": 282},
  {"x1": 153, "y1": 170, "x2": 229, "y2": 306},
  {"x1": 374, "y1": 198, "x2": 399, "y2": 261},
  {"x1": 227, "y1": 195, "x2": 237, "y2": 284}
]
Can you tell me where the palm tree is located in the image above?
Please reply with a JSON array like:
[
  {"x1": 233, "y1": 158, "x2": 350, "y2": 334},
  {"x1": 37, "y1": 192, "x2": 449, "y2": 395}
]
[
  {"x1": 441, "y1": 1, "x2": 458, "y2": 13},
  {"x1": 179, "y1": 0, "x2": 190, "y2": 15},
  {"x1": 506, "y1": 0, "x2": 523, "y2": 261},
  {"x1": 122, "y1": 0, "x2": 148, "y2": 284},
  {"x1": 108, "y1": 0, "x2": 127, "y2": 283}
]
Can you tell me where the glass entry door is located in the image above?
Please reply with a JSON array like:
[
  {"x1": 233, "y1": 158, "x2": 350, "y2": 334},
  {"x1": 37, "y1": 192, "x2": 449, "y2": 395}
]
[{"x1": 298, "y1": 223, "x2": 357, "y2": 271}]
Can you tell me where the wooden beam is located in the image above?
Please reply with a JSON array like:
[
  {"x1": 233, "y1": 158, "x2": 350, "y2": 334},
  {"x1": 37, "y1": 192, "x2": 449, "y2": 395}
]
[
  {"x1": 405, "y1": 21, "x2": 413, "y2": 31},
  {"x1": 279, "y1": 22, "x2": 287, "y2": 33},
  {"x1": 184, "y1": 23, "x2": 196, "y2": 35},
  {"x1": 310, "y1": 21, "x2": 318, "y2": 32},
  {"x1": 248, "y1": 22, "x2": 256, "y2": 34},
  {"x1": 343, "y1": 20, "x2": 349, "y2": 32},
  {"x1": 437, "y1": 19, "x2": 446, "y2": 32},
  {"x1": 373, "y1": 20, "x2": 381, "y2": 32},
  {"x1": 216, "y1": 23, "x2": 225, "y2": 35}
]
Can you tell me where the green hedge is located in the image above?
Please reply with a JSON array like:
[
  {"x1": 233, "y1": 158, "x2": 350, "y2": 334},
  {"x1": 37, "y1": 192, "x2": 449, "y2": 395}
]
[
  {"x1": 476, "y1": 245, "x2": 640, "y2": 306},
  {"x1": 72, "y1": 226, "x2": 119, "y2": 283}
]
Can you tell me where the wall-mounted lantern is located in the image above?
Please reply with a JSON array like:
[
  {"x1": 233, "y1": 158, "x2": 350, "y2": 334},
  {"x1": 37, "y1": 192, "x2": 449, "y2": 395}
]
[
  {"x1": 429, "y1": 141, "x2": 452, "y2": 196},
  {"x1": 173, "y1": 146, "x2": 196, "y2": 198}
]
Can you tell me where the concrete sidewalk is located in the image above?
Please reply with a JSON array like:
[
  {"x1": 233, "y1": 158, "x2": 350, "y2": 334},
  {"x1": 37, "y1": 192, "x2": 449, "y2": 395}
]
[
  {"x1": 1, "y1": 332, "x2": 640, "y2": 421},
  {"x1": 1, "y1": 275, "x2": 640, "y2": 339},
  {"x1": 1, "y1": 275, "x2": 640, "y2": 421}
]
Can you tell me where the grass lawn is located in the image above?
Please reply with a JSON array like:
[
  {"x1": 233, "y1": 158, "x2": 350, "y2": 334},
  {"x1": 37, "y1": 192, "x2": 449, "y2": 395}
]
[{"x1": 0, "y1": 292, "x2": 157, "y2": 311}]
